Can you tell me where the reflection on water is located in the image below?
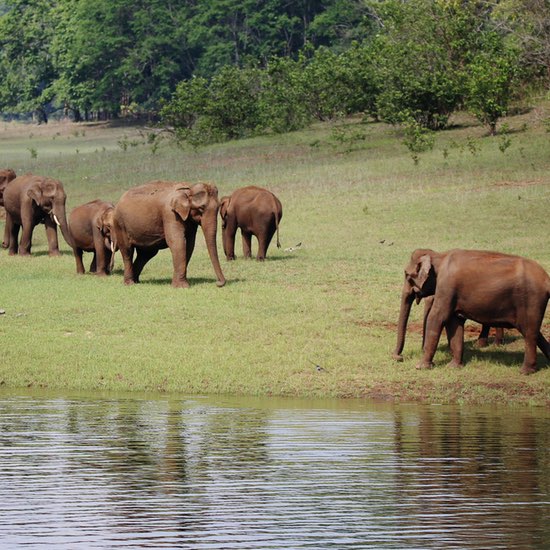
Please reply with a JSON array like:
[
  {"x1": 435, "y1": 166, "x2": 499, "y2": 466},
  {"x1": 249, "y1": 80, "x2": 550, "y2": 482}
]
[{"x1": 0, "y1": 391, "x2": 548, "y2": 549}]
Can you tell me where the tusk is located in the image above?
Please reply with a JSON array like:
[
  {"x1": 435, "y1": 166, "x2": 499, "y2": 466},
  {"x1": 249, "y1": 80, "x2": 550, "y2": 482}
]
[
  {"x1": 53, "y1": 214, "x2": 61, "y2": 227},
  {"x1": 110, "y1": 240, "x2": 115, "y2": 253}
]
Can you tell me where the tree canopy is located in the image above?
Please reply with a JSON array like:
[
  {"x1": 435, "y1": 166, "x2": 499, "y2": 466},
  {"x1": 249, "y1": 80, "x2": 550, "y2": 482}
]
[
  {"x1": 0, "y1": 0, "x2": 369, "y2": 120},
  {"x1": 0, "y1": 0, "x2": 546, "y2": 133}
]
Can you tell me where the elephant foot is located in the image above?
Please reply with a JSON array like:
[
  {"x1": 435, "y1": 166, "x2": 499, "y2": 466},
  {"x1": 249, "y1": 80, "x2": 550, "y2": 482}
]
[
  {"x1": 392, "y1": 353, "x2": 404, "y2": 362},
  {"x1": 48, "y1": 250, "x2": 61, "y2": 257},
  {"x1": 475, "y1": 338, "x2": 489, "y2": 348},
  {"x1": 415, "y1": 361, "x2": 434, "y2": 370},
  {"x1": 123, "y1": 278, "x2": 136, "y2": 286},
  {"x1": 18, "y1": 251, "x2": 31, "y2": 257},
  {"x1": 95, "y1": 271, "x2": 108, "y2": 277},
  {"x1": 1, "y1": 241, "x2": 8, "y2": 249},
  {"x1": 226, "y1": 255, "x2": 236, "y2": 261},
  {"x1": 447, "y1": 360, "x2": 464, "y2": 369},
  {"x1": 172, "y1": 279, "x2": 190, "y2": 289},
  {"x1": 520, "y1": 365, "x2": 537, "y2": 375}
]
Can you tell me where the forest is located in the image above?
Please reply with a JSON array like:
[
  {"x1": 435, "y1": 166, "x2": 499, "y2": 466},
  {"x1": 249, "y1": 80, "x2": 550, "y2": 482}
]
[{"x1": 0, "y1": 0, "x2": 549, "y2": 142}]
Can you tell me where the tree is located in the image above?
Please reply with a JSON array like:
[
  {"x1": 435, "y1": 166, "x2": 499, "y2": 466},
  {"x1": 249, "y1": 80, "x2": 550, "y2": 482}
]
[
  {"x1": 0, "y1": 0, "x2": 57, "y2": 122},
  {"x1": 465, "y1": 34, "x2": 521, "y2": 135}
]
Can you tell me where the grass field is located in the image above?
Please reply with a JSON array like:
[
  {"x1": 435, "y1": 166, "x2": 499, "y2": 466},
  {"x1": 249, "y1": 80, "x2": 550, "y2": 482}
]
[{"x1": 1, "y1": 102, "x2": 549, "y2": 406}]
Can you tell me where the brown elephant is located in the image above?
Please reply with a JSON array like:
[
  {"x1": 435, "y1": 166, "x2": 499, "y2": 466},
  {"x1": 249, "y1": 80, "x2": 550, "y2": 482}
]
[
  {"x1": 394, "y1": 291, "x2": 504, "y2": 362},
  {"x1": 394, "y1": 248, "x2": 550, "y2": 374},
  {"x1": 69, "y1": 199, "x2": 116, "y2": 276},
  {"x1": 219, "y1": 185, "x2": 282, "y2": 261},
  {"x1": 3, "y1": 173, "x2": 73, "y2": 256},
  {"x1": 113, "y1": 180, "x2": 226, "y2": 288},
  {"x1": 0, "y1": 168, "x2": 17, "y2": 248}
]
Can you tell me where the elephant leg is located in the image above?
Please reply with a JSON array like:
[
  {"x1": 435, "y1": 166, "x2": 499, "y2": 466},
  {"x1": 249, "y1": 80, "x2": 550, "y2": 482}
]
[
  {"x1": 256, "y1": 228, "x2": 274, "y2": 261},
  {"x1": 120, "y1": 244, "x2": 136, "y2": 285},
  {"x1": 8, "y1": 221, "x2": 20, "y2": 256},
  {"x1": 494, "y1": 327, "x2": 504, "y2": 346},
  {"x1": 416, "y1": 298, "x2": 448, "y2": 369},
  {"x1": 103, "y1": 249, "x2": 113, "y2": 275},
  {"x1": 18, "y1": 222, "x2": 34, "y2": 256},
  {"x1": 536, "y1": 332, "x2": 550, "y2": 361},
  {"x1": 445, "y1": 315, "x2": 465, "y2": 368},
  {"x1": 74, "y1": 248, "x2": 85, "y2": 274},
  {"x1": 89, "y1": 252, "x2": 97, "y2": 273},
  {"x1": 44, "y1": 218, "x2": 60, "y2": 256},
  {"x1": 422, "y1": 296, "x2": 434, "y2": 350},
  {"x1": 476, "y1": 325, "x2": 491, "y2": 348},
  {"x1": 2, "y1": 221, "x2": 9, "y2": 248},
  {"x1": 521, "y1": 328, "x2": 539, "y2": 375},
  {"x1": 223, "y1": 219, "x2": 237, "y2": 260},
  {"x1": 241, "y1": 230, "x2": 253, "y2": 259},
  {"x1": 165, "y1": 231, "x2": 190, "y2": 288},
  {"x1": 185, "y1": 223, "x2": 197, "y2": 265},
  {"x1": 94, "y1": 247, "x2": 110, "y2": 276},
  {"x1": 133, "y1": 247, "x2": 158, "y2": 283}
]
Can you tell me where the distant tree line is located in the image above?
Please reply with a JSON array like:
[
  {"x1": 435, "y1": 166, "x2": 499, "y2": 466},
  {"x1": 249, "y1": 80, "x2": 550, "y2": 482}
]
[
  {"x1": 0, "y1": 0, "x2": 548, "y2": 140},
  {"x1": 0, "y1": 0, "x2": 369, "y2": 122},
  {"x1": 162, "y1": 0, "x2": 550, "y2": 144}
]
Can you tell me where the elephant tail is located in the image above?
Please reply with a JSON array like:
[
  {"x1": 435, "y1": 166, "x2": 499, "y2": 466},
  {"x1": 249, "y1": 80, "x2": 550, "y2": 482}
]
[{"x1": 272, "y1": 193, "x2": 282, "y2": 249}]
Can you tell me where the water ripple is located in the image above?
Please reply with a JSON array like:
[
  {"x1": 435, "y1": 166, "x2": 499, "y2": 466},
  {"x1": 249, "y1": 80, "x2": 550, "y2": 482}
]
[{"x1": 0, "y1": 394, "x2": 548, "y2": 548}]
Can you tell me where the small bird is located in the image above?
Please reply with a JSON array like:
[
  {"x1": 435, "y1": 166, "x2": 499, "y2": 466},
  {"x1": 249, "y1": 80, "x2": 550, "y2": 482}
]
[
  {"x1": 285, "y1": 242, "x2": 302, "y2": 252},
  {"x1": 308, "y1": 359, "x2": 324, "y2": 372}
]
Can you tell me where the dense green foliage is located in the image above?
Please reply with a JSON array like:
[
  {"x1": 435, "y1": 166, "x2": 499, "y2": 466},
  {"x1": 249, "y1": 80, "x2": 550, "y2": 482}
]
[
  {"x1": 0, "y1": 0, "x2": 547, "y2": 139},
  {"x1": 161, "y1": 0, "x2": 546, "y2": 144},
  {"x1": 0, "y1": 0, "x2": 369, "y2": 120}
]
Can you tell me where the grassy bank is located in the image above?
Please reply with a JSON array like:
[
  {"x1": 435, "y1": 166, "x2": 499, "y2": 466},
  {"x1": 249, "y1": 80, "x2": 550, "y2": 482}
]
[{"x1": 1, "y1": 104, "x2": 549, "y2": 406}]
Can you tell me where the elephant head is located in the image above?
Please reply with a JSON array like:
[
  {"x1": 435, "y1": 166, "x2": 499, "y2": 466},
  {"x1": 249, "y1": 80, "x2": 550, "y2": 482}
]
[
  {"x1": 170, "y1": 182, "x2": 226, "y2": 287},
  {"x1": 96, "y1": 206, "x2": 116, "y2": 252},
  {"x1": 27, "y1": 176, "x2": 74, "y2": 249},
  {"x1": 0, "y1": 169, "x2": 16, "y2": 206},
  {"x1": 393, "y1": 249, "x2": 441, "y2": 360}
]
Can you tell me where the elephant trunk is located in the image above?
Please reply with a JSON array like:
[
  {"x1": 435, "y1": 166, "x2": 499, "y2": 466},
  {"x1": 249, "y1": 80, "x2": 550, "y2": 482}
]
[
  {"x1": 202, "y1": 211, "x2": 226, "y2": 287},
  {"x1": 53, "y1": 202, "x2": 74, "y2": 250},
  {"x1": 393, "y1": 288, "x2": 415, "y2": 361}
]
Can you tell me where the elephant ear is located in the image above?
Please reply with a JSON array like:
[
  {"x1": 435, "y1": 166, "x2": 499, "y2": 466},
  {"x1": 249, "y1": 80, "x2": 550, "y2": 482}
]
[
  {"x1": 171, "y1": 187, "x2": 192, "y2": 221},
  {"x1": 416, "y1": 254, "x2": 433, "y2": 292},
  {"x1": 219, "y1": 196, "x2": 230, "y2": 220},
  {"x1": 190, "y1": 184, "x2": 209, "y2": 212},
  {"x1": 95, "y1": 209, "x2": 112, "y2": 232},
  {"x1": 27, "y1": 181, "x2": 43, "y2": 205}
]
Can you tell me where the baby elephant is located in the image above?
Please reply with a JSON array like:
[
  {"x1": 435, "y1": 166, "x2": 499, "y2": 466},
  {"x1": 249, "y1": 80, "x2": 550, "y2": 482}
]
[
  {"x1": 69, "y1": 199, "x2": 116, "y2": 276},
  {"x1": 220, "y1": 185, "x2": 282, "y2": 261}
]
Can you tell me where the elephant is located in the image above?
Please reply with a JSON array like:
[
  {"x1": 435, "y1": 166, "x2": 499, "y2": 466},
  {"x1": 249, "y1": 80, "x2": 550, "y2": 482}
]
[
  {"x1": 69, "y1": 199, "x2": 116, "y2": 275},
  {"x1": 394, "y1": 248, "x2": 550, "y2": 374},
  {"x1": 113, "y1": 180, "x2": 226, "y2": 288},
  {"x1": 0, "y1": 168, "x2": 17, "y2": 248},
  {"x1": 219, "y1": 185, "x2": 282, "y2": 261},
  {"x1": 3, "y1": 173, "x2": 73, "y2": 256},
  {"x1": 393, "y1": 249, "x2": 504, "y2": 362}
]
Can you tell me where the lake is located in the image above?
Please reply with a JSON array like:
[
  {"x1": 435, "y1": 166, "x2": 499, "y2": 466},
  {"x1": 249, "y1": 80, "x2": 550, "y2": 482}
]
[{"x1": 0, "y1": 390, "x2": 548, "y2": 548}]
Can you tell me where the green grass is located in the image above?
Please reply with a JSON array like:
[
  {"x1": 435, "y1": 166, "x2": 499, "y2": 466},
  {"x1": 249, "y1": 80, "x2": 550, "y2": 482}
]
[{"x1": 1, "y1": 105, "x2": 549, "y2": 406}]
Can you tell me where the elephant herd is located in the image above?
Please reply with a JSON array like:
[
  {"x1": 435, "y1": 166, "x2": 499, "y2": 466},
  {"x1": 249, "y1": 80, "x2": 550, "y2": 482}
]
[
  {"x1": 1, "y1": 168, "x2": 549, "y2": 375},
  {"x1": 0, "y1": 170, "x2": 283, "y2": 289}
]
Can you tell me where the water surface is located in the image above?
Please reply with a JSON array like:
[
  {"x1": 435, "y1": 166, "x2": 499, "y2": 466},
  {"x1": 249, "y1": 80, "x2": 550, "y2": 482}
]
[{"x1": 0, "y1": 390, "x2": 548, "y2": 548}]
